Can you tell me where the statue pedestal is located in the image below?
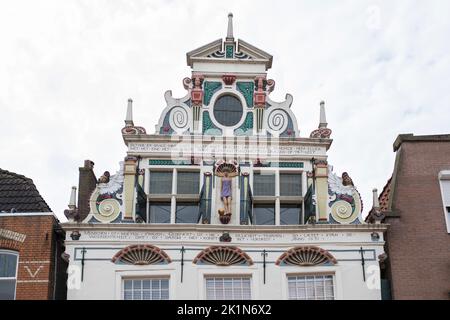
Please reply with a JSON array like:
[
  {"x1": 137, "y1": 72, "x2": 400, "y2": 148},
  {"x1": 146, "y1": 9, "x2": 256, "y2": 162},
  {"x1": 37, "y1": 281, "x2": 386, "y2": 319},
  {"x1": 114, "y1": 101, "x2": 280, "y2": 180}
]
[{"x1": 219, "y1": 213, "x2": 232, "y2": 224}]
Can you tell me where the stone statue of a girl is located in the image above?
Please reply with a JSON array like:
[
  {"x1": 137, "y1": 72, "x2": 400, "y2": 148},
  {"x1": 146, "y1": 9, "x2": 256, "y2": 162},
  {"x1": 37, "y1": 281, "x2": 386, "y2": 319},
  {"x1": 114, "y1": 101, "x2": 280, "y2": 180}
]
[{"x1": 221, "y1": 169, "x2": 233, "y2": 214}]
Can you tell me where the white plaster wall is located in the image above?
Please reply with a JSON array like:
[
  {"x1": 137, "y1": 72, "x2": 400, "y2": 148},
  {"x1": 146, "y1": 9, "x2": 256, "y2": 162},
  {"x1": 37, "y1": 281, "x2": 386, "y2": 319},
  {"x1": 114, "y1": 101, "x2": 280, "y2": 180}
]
[
  {"x1": 192, "y1": 61, "x2": 266, "y2": 75},
  {"x1": 66, "y1": 240, "x2": 384, "y2": 300}
]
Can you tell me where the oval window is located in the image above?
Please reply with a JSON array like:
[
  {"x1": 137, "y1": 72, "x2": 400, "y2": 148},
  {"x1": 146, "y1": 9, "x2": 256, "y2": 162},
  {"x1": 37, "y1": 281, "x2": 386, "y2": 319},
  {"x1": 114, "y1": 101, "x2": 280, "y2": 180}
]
[{"x1": 213, "y1": 95, "x2": 243, "y2": 127}]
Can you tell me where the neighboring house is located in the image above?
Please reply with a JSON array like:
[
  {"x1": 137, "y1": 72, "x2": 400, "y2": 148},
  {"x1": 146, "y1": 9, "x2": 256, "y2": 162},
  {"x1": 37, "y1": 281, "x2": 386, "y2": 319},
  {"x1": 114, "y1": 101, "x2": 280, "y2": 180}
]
[
  {"x1": 0, "y1": 168, "x2": 67, "y2": 300},
  {"x1": 367, "y1": 134, "x2": 450, "y2": 300},
  {"x1": 62, "y1": 14, "x2": 387, "y2": 300}
]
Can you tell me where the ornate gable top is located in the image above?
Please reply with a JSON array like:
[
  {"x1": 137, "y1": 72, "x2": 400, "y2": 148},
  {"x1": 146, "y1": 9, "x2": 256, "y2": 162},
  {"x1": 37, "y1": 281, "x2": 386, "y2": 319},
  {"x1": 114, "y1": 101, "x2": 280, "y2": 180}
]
[{"x1": 186, "y1": 13, "x2": 273, "y2": 70}]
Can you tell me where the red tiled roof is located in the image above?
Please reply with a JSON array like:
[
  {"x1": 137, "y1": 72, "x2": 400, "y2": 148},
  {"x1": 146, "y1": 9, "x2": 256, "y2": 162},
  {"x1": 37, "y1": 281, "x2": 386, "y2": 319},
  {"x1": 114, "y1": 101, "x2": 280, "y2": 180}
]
[
  {"x1": 379, "y1": 177, "x2": 392, "y2": 212},
  {"x1": 0, "y1": 169, "x2": 51, "y2": 213}
]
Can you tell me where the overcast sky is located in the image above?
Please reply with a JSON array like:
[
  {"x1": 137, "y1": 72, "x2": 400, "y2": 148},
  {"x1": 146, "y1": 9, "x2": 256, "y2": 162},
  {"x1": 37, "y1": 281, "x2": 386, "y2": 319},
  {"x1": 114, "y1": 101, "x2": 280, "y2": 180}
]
[{"x1": 1, "y1": 0, "x2": 449, "y2": 221}]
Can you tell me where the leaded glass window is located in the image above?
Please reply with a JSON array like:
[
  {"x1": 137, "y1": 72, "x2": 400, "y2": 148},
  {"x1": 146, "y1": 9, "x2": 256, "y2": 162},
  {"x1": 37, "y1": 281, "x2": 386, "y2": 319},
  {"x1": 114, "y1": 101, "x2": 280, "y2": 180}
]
[
  {"x1": 177, "y1": 171, "x2": 200, "y2": 194},
  {"x1": 150, "y1": 202, "x2": 171, "y2": 223},
  {"x1": 123, "y1": 278, "x2": 169, "y2": 300},
  {"x1": 254, "y1": 204, "x2": 275, "y2": 225},
  {"x1": 287, "y1": 275, "x2": 334, "y2": 300},
  {"x1": 280, "y1": 173, "x2": 302, "y2": 196},
  {"x1": 0, "y1": 251, "x2": 18, "y2": 300},
  {"x1": 280, "y1": 204, "x2": 301, "y2": 225},
  {"x1": 205, "y1": 277, "x2": 251, "y2": 300},
  {"x1": 175, "y1": 202, "x2": 199, "y2": 224},
  {"x1": 213, "y1": 95, "x2": 243, "y2": 127},
  {"x1": 149, "y1": 171, "x2": 172, "y2": 194},
  {"x1": 253, "y1": 173, "x2": 275, "y2": 196}
]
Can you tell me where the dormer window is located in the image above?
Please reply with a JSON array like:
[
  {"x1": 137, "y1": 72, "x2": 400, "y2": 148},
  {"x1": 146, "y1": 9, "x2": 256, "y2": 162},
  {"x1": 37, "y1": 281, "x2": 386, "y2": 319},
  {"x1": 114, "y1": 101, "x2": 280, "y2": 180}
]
[{"x1": 213, "y1": 95, "x2": 243, "y2": 127}]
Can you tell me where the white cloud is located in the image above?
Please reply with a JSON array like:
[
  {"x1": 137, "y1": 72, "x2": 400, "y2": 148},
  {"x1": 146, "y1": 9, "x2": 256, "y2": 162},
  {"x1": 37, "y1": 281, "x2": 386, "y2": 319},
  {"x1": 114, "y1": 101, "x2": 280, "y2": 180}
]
[{"x1": 0, "y1": 0, "x2": 449, "y2": 220}]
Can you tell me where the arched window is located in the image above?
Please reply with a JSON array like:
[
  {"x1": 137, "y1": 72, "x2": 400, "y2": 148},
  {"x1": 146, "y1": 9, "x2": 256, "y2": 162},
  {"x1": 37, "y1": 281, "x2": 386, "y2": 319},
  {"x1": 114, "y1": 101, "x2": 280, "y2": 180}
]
[
  {"x1": 213, "y1": 95, "x2": 243, "y2": 127},
  {"x1": 0, "y1": 250, "x2": 18, "y2": 300}
]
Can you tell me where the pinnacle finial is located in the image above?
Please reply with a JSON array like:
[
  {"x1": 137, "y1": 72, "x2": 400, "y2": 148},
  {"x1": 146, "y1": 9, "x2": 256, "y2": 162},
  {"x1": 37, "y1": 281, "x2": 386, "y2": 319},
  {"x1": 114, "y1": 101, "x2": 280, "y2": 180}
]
[
  {"x1": 125, "y1": 98, "x2": 134, "y2": 127},
  {"x1": 372, "y1": 188, "x2": 380, "y2": 209},
  {"x1": 68, "y1": 186, "x2": 77, "y2": 209},
  {"x1": 319, "y1": 100, "x2": 328, "y2": 128},
  {"x1": 226, "y1": 13, "x2": 234, "y2": 41}
]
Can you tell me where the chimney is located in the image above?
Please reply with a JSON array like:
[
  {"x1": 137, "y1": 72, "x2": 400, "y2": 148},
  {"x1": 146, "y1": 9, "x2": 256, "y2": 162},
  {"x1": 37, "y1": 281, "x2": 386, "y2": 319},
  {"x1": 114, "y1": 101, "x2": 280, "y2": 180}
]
[{"x1": 77, "y1": 160, "x2": 97, "y2": 222}]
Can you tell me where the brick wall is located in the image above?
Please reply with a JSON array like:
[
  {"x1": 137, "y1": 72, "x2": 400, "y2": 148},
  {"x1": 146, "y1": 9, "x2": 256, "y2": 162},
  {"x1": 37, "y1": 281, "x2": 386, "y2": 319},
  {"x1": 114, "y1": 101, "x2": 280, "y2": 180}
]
[
  {"x1": 385, "y1": 140, "x2": 450, "y2": 299},
  {"x1": 0, "y1": 214, "x2": 67, "y2": 300}
]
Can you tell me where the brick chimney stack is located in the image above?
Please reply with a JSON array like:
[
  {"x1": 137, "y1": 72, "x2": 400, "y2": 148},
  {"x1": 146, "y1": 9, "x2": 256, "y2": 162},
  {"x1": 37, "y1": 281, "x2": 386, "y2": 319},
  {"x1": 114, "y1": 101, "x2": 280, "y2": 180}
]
[{"x1": 77, "y1": 160, "x2": 97, "y2": 222}]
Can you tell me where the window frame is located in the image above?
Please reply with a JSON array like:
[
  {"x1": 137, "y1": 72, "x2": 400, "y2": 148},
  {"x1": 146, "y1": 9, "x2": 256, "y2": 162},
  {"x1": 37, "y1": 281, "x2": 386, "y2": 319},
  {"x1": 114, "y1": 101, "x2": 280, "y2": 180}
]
[
  {"x1": 149, "y1": 202, "x2": 172, "y2": 224},
  {"x1": 115, "y1": 269, "x2": 176, "y2": 300},
  {"x1": 252, "y1": 169, "x2": 305, "y2": 226},
  {"x1": 148, "y1": 169, "x2": 173, "y2": 196},
  {"x1": 175, "y1": 201, "x2": 200, "y2": 224},
  {"x1": 204, "y1": 276, "x2": 252, "y2": 300},
  {"x1": 197, "y1": 267, "x2": 259, "y2": 300},
  {"x1": 279, "y1": 172, "x2": 302, "y2": 197},
  {"x1": 213, "y1": 94, "x2": 244, "y2": 127},
  {"x1": 147, "y1": 167, "x2": 201, "y2": 224},
  {"x1": 253, "y1": 203, "x2": 276, "y2": 226},
  {"x1": 176, "y1": 170, "x2": 201, "y2": 195},
  {"x1": 280, "y1": 203, "x2": 302, "y2": 225},
  {"x1": 252, "y1": 171, "x2": 276, "y2": 197},
  {"x1": 0, "y1": 250, "x2": 19, "y2": 300},
  {"x1": 438, "y1": 170, "x2": 450, "y2": 233},
  {"x1": 286, "y1": 274, "x2": 336, "y2": 300},
  {"x1": 122, "y1": 277, "x2": 170, "y2": 300}
]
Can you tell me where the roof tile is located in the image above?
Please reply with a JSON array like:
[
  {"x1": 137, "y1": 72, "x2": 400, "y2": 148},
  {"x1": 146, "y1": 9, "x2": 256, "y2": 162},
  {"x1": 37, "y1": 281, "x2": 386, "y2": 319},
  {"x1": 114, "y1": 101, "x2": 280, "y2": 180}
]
[{"x1": 0, "y1": 169, "x2": 51, "y2": 213}]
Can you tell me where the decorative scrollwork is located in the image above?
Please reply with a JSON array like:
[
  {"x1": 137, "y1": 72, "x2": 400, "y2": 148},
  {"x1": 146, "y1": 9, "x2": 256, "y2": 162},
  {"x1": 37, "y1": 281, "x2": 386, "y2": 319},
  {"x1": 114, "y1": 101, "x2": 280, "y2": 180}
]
[
  {"x1": 331, "y1": 200, "x2": 353, "y2": 219},
  {"x1": 266, "y1": 108, "x2": 288, "y2": 134},
  {"x1": 183, "y1": 77, "x2": 192, "y2": 90},
  {"x1": 328, "y1": 168, "x2": 363, "y2": 224},
  {"x1": 214, "y1": 160, "x2": 239, "y2": 177},
  {"x1": 97, "y1": 198, "x2": 120, "y2": 218},
  {"x1": 193, "y1": 246, "x2": 253, "y2": 266},
  {"x1": 310, "y1": 127, "x2": 332, "y2": 139},
  {"x1": 276, "y1": 246, "x2": 337, "y2": 266},
  {"x1": 121, "y1": 126, "x2": 147, "y2": 135},
  {"x1": 169, "y1": 105, "x2": 190, "y2": 133},
  {"x1": 111, "y1": 244, "x2": 171, "y2": 265},
  {"x1": 266, "y1": 79, "x2": 275, "y2": 93}
]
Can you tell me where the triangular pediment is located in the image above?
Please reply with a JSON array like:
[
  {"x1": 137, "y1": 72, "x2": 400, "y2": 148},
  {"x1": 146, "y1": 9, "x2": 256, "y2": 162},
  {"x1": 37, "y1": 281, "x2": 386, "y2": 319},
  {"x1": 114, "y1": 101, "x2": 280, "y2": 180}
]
[{"x1": 186, "y1": 38, "x2": 273, "y2": 70}]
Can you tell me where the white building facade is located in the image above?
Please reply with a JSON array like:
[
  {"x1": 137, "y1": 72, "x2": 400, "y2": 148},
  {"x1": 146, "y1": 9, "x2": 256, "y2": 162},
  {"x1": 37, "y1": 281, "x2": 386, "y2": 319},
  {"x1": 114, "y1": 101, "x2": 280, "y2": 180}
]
[{"x1": 62, "y1": 14, "x2": 387, "y2": 300}]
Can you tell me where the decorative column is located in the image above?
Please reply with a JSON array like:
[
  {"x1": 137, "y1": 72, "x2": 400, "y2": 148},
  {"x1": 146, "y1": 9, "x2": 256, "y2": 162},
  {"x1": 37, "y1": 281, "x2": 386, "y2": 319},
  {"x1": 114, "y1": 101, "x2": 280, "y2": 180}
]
[
  {"x1": 202, "y1": 172, "x2": 212, "y2": 224},
  {"x1": 123, "y1": 156, "x2": 138, "y2": 220},
  {"x1": 188, "y1": 75, "x2": 204, "y2": 133},
  {"x1": 254, "y1": 77, "x2": 265, "y2": 133},
  {"x1": 314, "y1": 160, "x2": 329, "y2": 222},
  {"x1": 170, "y1": 168, "x2": 177, "y2": 224},
  {"x1": 253, "y1": 77, "x2": 275, "y2": 133},
  {"x1": 301, "y1": 171, "x2": 307, "y2": 197},
  {"x1": 145, "y1": 169, "x2": 150, "y2": 222},
  {"x1": 239, "y1": 173, "x2": 250, "y2": 225},
  {"x1": 301, "y1": 171, "x2": 307, "y2": 224},
  {"x1": 275, "y1": 170, "x2": 281, "y2": 225}
]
